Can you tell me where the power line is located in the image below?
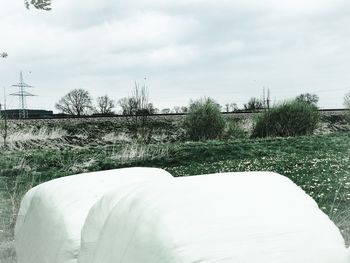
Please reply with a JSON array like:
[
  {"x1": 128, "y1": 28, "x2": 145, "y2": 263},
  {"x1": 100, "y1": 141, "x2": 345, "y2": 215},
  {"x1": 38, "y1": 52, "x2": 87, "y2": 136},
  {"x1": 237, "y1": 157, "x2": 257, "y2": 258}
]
[{"x1": 10, "y1": 71, "x2": 35, "y2": 119}]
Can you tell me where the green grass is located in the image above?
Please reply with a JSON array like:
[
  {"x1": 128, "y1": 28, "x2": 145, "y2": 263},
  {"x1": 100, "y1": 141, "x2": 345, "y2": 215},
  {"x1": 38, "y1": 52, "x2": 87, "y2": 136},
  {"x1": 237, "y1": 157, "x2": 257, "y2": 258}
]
[{"x1": 1, "y1": 132, "x2": 350, "y2": 262}]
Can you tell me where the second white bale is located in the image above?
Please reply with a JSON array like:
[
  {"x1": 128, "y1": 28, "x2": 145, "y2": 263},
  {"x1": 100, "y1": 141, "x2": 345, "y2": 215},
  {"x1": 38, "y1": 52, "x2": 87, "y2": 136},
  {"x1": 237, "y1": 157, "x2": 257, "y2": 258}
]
[{"x1": 90, "y1": 172, "x2": 349, "y2": 263}]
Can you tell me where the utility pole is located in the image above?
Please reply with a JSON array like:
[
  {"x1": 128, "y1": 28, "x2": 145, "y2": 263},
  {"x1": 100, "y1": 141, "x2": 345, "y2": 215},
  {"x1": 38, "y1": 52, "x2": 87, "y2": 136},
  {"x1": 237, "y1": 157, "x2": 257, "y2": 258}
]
[
  {"x1": 263, "y1": 87, "x2": 265, "y2": 109},
  {"x1": 3, "y1": 87, "x2": 7, "y2": 146},
  {"x1": 0, "y1": 87, "x2": 8, "y2": 147},
  {"x1": 267, "y1": 88, "x2": 271, "y2": 110},
  {"x1": 10, "y1": 71, "x2": 35, "y2": 119},
  {"x1": 1, "y1": 53, "x2": 8, "y2": 145}
]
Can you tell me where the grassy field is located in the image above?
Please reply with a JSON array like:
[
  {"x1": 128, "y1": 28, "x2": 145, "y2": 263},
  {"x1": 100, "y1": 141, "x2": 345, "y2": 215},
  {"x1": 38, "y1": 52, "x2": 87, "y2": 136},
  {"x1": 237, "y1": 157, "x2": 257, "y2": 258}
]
[{"x1": 0, "y1": 117, "x2": 349, "y2": 262}]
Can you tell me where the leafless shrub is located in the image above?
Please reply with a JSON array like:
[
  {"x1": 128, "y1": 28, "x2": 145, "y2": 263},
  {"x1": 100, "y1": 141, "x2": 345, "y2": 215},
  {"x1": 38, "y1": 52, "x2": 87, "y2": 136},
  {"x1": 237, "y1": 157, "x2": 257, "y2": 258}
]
[{"x1": 118, "y1": 83, "x2": 155, "y2": 141}]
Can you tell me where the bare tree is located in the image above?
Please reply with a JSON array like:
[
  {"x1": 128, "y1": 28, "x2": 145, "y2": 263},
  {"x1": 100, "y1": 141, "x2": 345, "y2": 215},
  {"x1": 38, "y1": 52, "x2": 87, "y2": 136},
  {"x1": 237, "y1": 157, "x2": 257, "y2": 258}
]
[
  {"x1": 344, "y1": 92, "x2": 350, "y2": 109},
  {"x1": 95, "y1": 95, "x2": 115, "y2": 114},
  {"x1": 224, "y1": 103, "x2": 230, "y2": 113},
  {"x1": 118, "y1": 97, "x2": 136, "y2": 115},
  {"x1": 223, "y1": 103, "x2": 238, "y2": 112},
  {"x1": 131, "y1": 82, "x2": 153, "y2": 115},
  {"x1": 25, "y1": 0, "x2": 52, "y2": 10},
  {"x1": 118, "y1": 83, "x2": 154, "y2": 115},
  {"x1": 118, "y1": 82, "x2": 155, "y2": 141},
  {"x1": 295, "y1": 93, "x2": 319, "y2": 106},
  {"x1": 0, "y1": 99, "x2": 8, "y2": 147},
  {"x1": 244, "y1": 97, "x2": 263, "y2": 111},
  {"x1": 181, "y1": 106, "x2": 188, "y2": 113},
  {"x1": 230, "y1": 103, "x2": 238, "y2": 112},
  {"x1": 344, "y1": 92, "x2": 350, "y2": 122},
  {"x1": 55, "y1": 89, "x2": 92, "y2": 116},
  {"x1": 161, "y1": 108, "x2": 171, "y2": 114},
  {"x1": 173, "y1": 106, "x2": 181, "y2": 113}
]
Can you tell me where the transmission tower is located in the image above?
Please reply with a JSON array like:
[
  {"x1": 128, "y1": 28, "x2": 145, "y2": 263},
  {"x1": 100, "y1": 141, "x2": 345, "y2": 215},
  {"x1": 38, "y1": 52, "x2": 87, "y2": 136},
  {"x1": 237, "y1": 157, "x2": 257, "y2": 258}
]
[{"x1": 10, "y1": 71, "x2": 35, "y2": 118}]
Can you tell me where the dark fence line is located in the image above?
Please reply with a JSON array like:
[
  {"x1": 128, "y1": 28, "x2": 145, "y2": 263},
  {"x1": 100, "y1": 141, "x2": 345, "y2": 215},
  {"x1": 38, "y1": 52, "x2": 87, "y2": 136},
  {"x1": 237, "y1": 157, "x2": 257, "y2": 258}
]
[{"x1": 5, "y1": 108, "x2": 348, "y2": 121}]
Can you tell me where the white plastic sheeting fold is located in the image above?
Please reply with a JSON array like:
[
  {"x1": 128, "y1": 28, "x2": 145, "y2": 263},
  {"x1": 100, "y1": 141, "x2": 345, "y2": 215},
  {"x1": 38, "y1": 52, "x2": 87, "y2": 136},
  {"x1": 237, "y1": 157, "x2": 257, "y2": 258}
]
[
  {"x1": 90, "y1": 172, "x2": 349, "y2": 263},
  {"x1": 15, "y1": 167, "x2": 173, "y2": 263},
  {"x1": 78, "y1": 182, "x2": 150, "y2": 263}
]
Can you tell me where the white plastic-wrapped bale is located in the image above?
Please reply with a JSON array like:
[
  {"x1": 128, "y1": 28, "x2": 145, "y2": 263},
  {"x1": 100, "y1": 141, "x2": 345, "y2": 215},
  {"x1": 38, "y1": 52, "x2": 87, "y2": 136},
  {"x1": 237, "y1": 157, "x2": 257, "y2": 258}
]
[
  {"x1": 90, "y1": 172, "x2": 350, "y2": 263},
  {"x1": 15, "y1": 167, "x2": 173, "y2": 263},
  {"x1": 78, "y1": 182, "x2": 153, "y2": 263}
]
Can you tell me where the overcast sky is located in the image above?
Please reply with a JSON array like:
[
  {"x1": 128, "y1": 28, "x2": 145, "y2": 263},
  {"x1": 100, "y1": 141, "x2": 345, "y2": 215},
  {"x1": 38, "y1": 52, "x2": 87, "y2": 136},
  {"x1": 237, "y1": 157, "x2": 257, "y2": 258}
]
[{"x1": 1, "y1": 0, "x2": 350, "y2": 112}]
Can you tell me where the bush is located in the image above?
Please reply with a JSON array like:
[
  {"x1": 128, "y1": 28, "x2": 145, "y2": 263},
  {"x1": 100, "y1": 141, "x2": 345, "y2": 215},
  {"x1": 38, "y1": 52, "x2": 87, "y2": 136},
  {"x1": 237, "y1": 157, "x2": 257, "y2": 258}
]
[
  {"x1": 183, "y1": 98, "x2": 225, "y2": 141},
  {"x1": 252, "y1": 100, "x2": 320, "y2": 138},
  {"x1": 223, "y1": 121, "x2": 246, "y2": 139}
]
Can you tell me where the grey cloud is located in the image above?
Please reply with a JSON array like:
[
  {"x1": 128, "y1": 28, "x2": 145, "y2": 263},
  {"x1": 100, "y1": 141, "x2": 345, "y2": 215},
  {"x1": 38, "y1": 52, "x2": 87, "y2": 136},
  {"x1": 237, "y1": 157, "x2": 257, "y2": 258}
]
[{"x1": 0, "y1": 0, "x2": 349, "y2": 111}]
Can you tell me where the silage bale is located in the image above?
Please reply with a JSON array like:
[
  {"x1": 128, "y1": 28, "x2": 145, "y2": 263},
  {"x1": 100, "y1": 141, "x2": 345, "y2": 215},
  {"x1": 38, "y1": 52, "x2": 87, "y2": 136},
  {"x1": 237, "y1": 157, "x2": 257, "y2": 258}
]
[
  {"x1": 15, "y1": 167, "x2": 173, "y2": 263},
  {"x1": 90, "y1": 172, "x2": 349, "y2": 263}
]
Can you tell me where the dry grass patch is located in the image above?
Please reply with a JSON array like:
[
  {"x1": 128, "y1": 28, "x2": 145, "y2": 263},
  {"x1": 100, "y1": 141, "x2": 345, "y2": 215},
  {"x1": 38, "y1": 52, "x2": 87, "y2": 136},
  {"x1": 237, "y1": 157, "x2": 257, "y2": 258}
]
[{"x1": 111, "y1": 143, "x2": 169, "y2": 162}]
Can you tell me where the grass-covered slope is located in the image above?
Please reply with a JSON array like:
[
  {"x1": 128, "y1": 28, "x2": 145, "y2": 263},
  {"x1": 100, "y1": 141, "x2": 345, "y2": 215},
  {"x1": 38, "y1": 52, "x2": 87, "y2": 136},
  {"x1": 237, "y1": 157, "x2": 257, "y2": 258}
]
[{"x1": 0, "y1": 132, "x2": 350, "y2": 262}]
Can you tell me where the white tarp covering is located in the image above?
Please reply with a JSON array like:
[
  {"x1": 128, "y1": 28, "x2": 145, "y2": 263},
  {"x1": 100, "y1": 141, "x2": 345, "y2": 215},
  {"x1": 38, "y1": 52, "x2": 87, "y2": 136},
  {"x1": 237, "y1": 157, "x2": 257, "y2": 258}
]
[
  {"x1": 15, "y1": 167, "x2": 173, "y2": 263},
  {"x1": 89, "y1": 172, "x2": 349, "y2": 263}
]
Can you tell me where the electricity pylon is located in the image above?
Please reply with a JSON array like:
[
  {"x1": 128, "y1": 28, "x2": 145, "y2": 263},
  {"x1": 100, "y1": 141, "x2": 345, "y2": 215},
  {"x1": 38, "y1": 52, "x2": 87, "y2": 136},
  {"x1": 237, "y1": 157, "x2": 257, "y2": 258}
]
[{"x1": 10, "y1": 71, "x2": 35, "y2": 118}]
